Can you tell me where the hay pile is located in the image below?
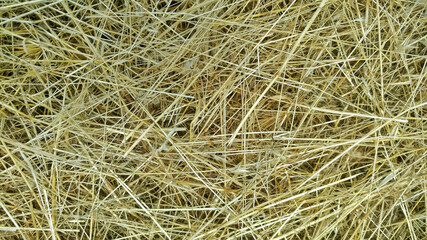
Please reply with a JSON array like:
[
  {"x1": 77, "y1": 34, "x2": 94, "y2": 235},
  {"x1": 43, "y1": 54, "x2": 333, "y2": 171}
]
[{"x1": 0, "y1": 0, "x2": 426, "y2": 239}]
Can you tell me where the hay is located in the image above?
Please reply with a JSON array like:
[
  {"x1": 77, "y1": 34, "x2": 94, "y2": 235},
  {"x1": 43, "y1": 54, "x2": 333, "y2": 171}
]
[{"x1": 0, "y1": 0, "x2": 426, "y2": 239}]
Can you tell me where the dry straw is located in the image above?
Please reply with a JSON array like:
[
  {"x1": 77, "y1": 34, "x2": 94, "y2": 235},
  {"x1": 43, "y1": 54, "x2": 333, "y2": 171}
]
[{"x1": 0, "y1": 0, "x2": 426, "y2": 239}]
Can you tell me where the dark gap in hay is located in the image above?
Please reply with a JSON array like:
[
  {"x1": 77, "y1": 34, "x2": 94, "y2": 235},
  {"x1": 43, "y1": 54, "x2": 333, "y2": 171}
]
[{"x1": 157, "y1": 1, "x2": 182, "y2": 11}]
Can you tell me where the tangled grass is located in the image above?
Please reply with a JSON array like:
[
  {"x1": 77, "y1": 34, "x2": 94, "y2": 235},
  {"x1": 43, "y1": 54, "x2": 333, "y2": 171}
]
[{"x1": 0, "y1": 0, "x2": 426, "y2": 239}]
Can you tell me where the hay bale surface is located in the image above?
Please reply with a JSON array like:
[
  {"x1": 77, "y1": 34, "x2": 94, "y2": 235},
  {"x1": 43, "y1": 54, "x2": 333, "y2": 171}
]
[{"x1": 0, "y1": 0, "x2": 426, "y2": 239}]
